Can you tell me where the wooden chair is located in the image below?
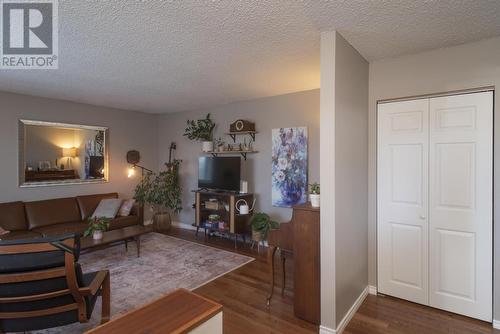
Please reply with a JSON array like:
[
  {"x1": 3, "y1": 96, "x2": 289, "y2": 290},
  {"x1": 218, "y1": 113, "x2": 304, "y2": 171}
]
[{"x1": 0, "y1": 234, "x2": 110, "y2": 333}]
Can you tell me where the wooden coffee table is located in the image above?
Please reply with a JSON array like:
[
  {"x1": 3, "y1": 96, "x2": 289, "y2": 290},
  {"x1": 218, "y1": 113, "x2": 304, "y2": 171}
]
[{"x1": 81, "y1": 225, "x2": 150, "y2": 257}]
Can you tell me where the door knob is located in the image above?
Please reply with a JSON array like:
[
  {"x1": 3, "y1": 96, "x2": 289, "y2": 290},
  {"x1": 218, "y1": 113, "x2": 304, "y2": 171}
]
[{"x1": 419, "y1": 215, "x2": 426, "y2": 220}]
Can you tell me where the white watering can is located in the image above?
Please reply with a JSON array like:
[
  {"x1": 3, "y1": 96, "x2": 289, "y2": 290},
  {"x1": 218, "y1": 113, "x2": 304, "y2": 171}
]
[{"x1": 235, "y1": 198, "x2": 256, "y2": 215}]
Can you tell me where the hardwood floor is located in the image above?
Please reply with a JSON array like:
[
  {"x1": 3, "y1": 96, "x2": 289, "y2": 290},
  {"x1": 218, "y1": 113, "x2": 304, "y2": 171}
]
[
  {"x1": 166, "y1": 227, "x2": 498, "y2": 334},
  {"x1": 166, "y1": 227, "x2": 317, "y2": 334},
  {"x1": 346, "y1": 294, "x2": 500, "y2": 334}
]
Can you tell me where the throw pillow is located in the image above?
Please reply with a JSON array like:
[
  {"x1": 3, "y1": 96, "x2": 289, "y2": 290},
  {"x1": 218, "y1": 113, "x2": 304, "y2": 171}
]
[
  {"x1": 118, "y1": 199, "x2": 136, "y2": 217},
  {"x1": 92, "y1": 199, "x2": 123, "y2": 219}
]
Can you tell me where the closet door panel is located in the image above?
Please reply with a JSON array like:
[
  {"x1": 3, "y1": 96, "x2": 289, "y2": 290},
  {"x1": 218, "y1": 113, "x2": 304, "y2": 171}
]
[
  {"x1": 429, "y1": 91, "x2": 493, "y2": 322},
  {"x1": 377, "y1": 99, "x2": 429, "y2": 305}
]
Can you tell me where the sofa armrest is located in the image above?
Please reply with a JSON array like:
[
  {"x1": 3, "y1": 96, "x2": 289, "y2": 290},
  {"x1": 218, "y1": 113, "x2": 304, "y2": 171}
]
[{"x1": 130, "y1": 203, "x2": 144, "y2": 225}]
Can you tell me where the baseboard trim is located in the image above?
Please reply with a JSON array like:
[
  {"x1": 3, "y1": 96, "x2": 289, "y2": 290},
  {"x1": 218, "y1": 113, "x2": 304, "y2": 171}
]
[
  {"x1": 171, "y1": 221, "x2": 197, "y2": 231},
  {"x1": 335, "y1": 286, "x2": 369, "y2": 334},
  {"x1": 368, "y1": 285, "x2": 377, "y2": 295},
  {"x1": 319, "y1": 325, "x2": 336, "y2": 334},
  {"x1": 493, "y1": 319, "x2": 500, "y2": 329}
]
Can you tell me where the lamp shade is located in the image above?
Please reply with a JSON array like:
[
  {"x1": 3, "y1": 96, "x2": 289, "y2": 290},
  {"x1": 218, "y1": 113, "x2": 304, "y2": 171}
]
[{"x1": 62, "y1": 147, "x2": 77, "y2": 158}]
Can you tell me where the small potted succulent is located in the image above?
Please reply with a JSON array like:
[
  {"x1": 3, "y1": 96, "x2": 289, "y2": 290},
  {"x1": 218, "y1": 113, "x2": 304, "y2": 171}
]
[
  {"x1": 309, "y1": 182, "x2": 320, "y2": 208},
  {"x1": 250, "y1": 212, "x2": 279, "y2": 242},
  {"x1": 214, "y1": 137, "x2": 225, "y2": 152},
  {"x1": 84, "y1": 217, "x2": 111, "y2": 240},
  {"x1": 184, "y1": 113, "x2": 216, "y2": 152}
]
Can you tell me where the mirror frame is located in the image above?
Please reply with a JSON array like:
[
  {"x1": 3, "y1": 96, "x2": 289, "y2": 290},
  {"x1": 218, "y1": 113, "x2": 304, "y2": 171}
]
[{"x1": 18, "y1": 119, "x2": 109, "y2": 188}]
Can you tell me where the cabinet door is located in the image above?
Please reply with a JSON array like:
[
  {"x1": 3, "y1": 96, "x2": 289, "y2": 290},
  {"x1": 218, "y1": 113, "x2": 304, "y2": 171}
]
[
  {"x1": 377, "y1": 99, "x2": 429, "y2": 305},
  {"x1": 429, "y1": 91, "x2": 493, "y2": 321}
]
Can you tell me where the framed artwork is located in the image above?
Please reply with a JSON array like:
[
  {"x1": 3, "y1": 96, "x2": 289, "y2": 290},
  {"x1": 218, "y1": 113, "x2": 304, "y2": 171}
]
[{"x1": 272, "y1": 127, "x2": 308, "y2": 207}]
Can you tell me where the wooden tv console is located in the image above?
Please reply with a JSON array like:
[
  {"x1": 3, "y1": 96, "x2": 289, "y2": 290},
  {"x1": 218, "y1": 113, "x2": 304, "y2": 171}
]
[{"x1": 194, "y1": 190, "x2": 254, "y2": 249}]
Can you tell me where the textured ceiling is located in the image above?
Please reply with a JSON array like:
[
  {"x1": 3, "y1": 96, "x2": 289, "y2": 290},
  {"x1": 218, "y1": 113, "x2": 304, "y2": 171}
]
[{"x1": 1, "y1": 0, "x2": 500, "y2": 113}]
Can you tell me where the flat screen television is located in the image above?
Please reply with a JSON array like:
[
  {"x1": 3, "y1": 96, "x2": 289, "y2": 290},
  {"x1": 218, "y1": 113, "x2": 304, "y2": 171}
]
[{"x1": 198, "y1": 156, "x2": 241, "y2": 191}]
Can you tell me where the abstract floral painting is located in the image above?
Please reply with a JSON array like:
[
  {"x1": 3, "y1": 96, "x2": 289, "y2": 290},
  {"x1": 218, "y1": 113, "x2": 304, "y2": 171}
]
[{"x1": 272, "y1": 127, "x2": 308, "y2": 207}]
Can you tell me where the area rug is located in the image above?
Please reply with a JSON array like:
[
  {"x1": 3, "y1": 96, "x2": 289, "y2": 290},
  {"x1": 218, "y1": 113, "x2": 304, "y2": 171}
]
[{"x1": 32, "y1": 232, "x2": 254, "y2": 333}]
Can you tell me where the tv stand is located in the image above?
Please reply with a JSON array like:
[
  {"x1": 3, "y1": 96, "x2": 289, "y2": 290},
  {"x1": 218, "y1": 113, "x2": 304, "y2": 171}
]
[{"x1": 194, "y1": 190, "x2": 254, "y2": 249}]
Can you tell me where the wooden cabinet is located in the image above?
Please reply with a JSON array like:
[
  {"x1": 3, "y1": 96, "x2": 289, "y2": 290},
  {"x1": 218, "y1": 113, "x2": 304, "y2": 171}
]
[
  {"x1": 292, "y1": 205, "x2": 320, "y2": 324},
  {"x1": 267, "y1": 203, "x2": 320, "y2": 324},
  {"x1": 194, "y1": 190, "x2": 253, "y2": 248}
]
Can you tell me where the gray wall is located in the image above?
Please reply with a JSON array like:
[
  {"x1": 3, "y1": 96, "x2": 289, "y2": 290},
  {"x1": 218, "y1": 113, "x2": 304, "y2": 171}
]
[
  {"x1": 319, "y1": 31, "x2": 369, "y2": 331},
  {"x1": 157, "y1": 89, "x2": 320, "y2": 225},
  {"x1": 0, "y1": 91, "x2": 158, "y2": 202},
  {"x1": 334, "y1": 33, "x2": 369, "y2": 326},
  {"x1": 368, "y1": 36, "x2": 500, "y2": 319},
  {"x1": 25, "y1": 125, "x2": 77, "y2": 169}
]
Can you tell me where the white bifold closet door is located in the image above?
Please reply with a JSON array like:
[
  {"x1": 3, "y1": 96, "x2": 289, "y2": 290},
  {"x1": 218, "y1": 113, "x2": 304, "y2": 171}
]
[{"x1": 377, "y1": 91, "x2": 493, "y2": 322}]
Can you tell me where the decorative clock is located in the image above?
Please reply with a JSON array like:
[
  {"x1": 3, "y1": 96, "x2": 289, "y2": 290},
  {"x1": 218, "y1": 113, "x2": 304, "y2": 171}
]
[{"x1": 230, "y1": 120, "x2": 255, "y2": 133}]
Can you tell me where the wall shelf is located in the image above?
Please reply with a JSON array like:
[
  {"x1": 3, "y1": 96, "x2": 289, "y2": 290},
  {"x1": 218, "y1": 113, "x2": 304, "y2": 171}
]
[
  {"x1": 225, "y1": 131, "x2": 258, "y2": 142},
  {"x1": 204, "y1": 151, "x2": 258, "y2": 161}
]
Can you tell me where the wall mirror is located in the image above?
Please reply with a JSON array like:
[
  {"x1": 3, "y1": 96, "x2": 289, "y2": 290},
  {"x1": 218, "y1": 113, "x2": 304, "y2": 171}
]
[{"x1": 19, "y1": 120, "x2": 109, "y2": 187}]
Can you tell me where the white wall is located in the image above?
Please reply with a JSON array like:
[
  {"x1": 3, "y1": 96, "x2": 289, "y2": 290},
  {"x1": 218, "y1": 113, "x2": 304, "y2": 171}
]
[
  {"x1": 334, "y1": 33, "x2": 369, "y2": 327},
  {"x1": 368, "y1": 36, "x2": 500, "y2": 319},
  {"x1": 320, "y1": 31, "x2": 337, "y2": 331},
  {"x1": 157, "y1": 90, "x2": 320, "y2": 224},
  {"x1": 320, "y1": 31, "x2": 369, "y2": 332},
  {"x1": 0, "y1": 91, "x2": 158, "y2": 202}
]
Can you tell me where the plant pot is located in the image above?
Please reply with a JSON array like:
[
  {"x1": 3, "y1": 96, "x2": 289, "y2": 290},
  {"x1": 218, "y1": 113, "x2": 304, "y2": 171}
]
[
  {"x1": 153, "y1": 212, "x2": 172, "y2": 233},
  {"x1": 93, "y1": 230, "x2": 104, "y2": 240},
  {"x1": 310, "y1": 194, "x2": 320, "y2": 208},
  {"x1": 252, "y1": 230, "x2": 264, "y2": 242},
  {"x1": 202, "y1": 141, "x2": 213, "y2": 152}
]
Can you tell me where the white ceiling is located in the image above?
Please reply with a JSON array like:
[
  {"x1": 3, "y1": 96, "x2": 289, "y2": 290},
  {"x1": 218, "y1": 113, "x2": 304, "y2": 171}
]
[{"x1": 1, "y1": 0, "x2": 500, "y2": 114}]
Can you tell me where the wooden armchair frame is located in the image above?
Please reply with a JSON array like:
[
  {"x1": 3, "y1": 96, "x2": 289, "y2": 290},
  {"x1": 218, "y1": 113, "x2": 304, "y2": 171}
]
[{"x1": 0, "y1": 238, "x2": 110, "y2": 330}]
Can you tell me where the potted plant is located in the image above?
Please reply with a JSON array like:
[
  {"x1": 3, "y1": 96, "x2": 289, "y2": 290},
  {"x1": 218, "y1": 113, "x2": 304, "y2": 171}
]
[
  {"x1": 250, "y1": 212, "x2": 279, "y2": 242},
  {"x1": 309, "y1": 182, "x2": 320, "y2": 208},
  {"x1": 214, "y1": 137, "x2": 225, "y2": 152},
  {"x1": 84, "y1": 217, "x2": 111, "y2": 240},
  {"x1": 134, "y1": 160, "x2": 182, "y2": 233},
  {"x1": 184, "y1": 113, "x2": 216, "y2": 152}
]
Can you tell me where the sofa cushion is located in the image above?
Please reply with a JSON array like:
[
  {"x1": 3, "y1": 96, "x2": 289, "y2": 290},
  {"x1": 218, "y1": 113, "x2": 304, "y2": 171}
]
[
  {"x1": 118, "y1": 199, "x2": 136, "y2": 217},
  {"x1": 109, "y1": 216, "x2": 138, "y2": 231},
  {"x1": 92, "y1": 199, "x2": 122, "y2": 219},
  {"x1": 25, "y1": 198, "x2": 81, "y2": 230},
  {"x1": 0, "y1": 201, "x2": 28, "y2": 231},
  {"x1": 76, "y1": 193, "x2": 118, "y2": 220},
  {"x1": 32, "y1": 222, "x2": 88, "y2": 237},
  {"x1": 0, "y1": 230, "x2": 42, "y2": 241}
]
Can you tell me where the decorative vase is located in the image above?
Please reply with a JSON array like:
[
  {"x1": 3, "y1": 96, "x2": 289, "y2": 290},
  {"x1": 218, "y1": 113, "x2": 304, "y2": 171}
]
[
  {"x1": 93, "y1": 230, "x2": 104, "y2": 240},
  {"x1": 280, "y1": 182, "x2": 303, "y2": 205},
  {"x1": 310, "y1": 194, "x2": 320, "y2": 208},
  {"x1": 154, "y1": 212, "x2": 172, "y2": 233},
  {"x1": 202, "y1": 141, "x2": 213, "y2": 152}
]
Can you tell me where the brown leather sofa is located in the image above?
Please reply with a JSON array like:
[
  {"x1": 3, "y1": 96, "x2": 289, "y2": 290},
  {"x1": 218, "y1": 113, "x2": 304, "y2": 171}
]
[{"x1": 0, "y1": 193, "x2": 143, "y2": 241}]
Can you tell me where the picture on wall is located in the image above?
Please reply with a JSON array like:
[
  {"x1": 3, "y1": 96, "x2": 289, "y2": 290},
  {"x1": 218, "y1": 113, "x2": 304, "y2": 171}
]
[{"x1": 272, "y1": 127, "x2": 308, "y2": 207}]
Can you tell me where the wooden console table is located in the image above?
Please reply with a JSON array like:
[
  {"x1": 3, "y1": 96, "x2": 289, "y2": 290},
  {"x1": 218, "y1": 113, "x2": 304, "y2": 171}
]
[
  {"x1": 86, "y1": 289, "x2": 222, "y2": 334},
  {"x1": 25, "y1": 169, "x2": 79, "y2": 182}
]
